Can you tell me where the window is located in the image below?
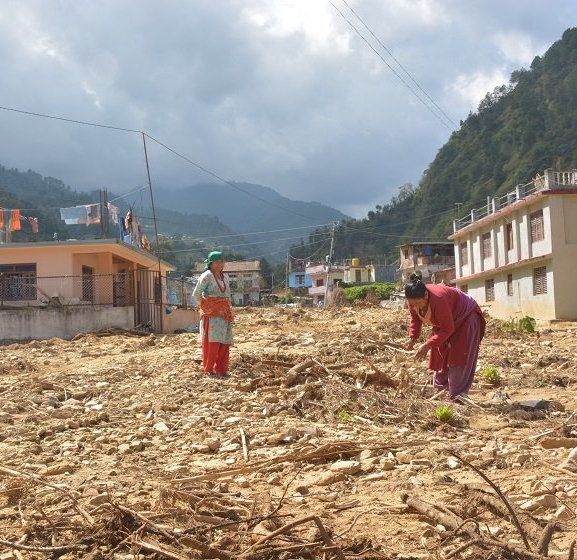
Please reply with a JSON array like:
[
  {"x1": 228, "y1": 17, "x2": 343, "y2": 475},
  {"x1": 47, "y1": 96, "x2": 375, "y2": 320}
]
[
  {"x1": 507, "y1": 274, "x2": 513, "y2": 296},
  {"x1": 315, "y1": 279, "x2": 324, "y2": 287},
  {"x1": 228, "y1": 274, "x2": 237, "y2": 289},
  {"x1": 403, "y1": 249, "x2": 409, "y2": 259},
  {"x1": 485, "y1": 279, "x2": 495, "y2": 302},
  {"x1": 533, "y1": 266, "x2": 547, "y2": 295},
  {"x1": 506, "y1": 223, "x2": 514, "y2": 251},
  {"x1": 0, "y1": 264, "x2": 37, "y2": 301},
  {"x1": 530, "y1": 210, "x2": 544, "y2": 242},
  {"x1": 482, "y1": 232, "x2": 492, "y2": 259},
  {"x1": 295, "y1": 274, "x2": 305, "y2": 286},
  {"x1": 460, "y1": 242, "x2": 468, "y2": 265}
]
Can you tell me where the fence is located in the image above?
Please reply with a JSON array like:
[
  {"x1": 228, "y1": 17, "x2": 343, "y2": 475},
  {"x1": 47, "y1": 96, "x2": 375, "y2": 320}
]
[
  {"x1": 0, "y1": 272, "x2": 135, "y2": 307},
  {"x1": 452, "y1": 169, "x2": 577, "y2": 232},
  {"x1": 165, "y1": 276, "x2": 196, "y2": 308}
]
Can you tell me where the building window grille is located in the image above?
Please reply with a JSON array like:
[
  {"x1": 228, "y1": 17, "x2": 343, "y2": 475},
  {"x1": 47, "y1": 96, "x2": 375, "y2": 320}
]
[
  {"x1": 533, "y1": 266, "x2": 547, "y2": 295},
  {"x1": 0, "y1": 264, "x2": 37, "y2": 301},
  {"x1": 530, "y1": 210, "x2": 544, "y2": 242},
  {"x1": 485, "y1": 278, "x2": 495, "y2": 302},
  {"x1": 482, "y1": 233, "x2": 492, "y2": 259}
]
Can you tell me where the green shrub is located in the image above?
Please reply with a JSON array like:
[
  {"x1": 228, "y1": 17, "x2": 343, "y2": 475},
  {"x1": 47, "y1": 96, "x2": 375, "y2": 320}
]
[
  {"x1": 342, "y1": 282, "x2": 396, "y2": 303},
  {"x1": 506, "y1": 315, "x2": 536, "y2": 334},
  {"x1": 434, "y1": 404, "x2": 453, "y2": 422},
  {"x1": 518, "y1": 315, "x2": 536, "y2": 333},
  {"x1": 278, "y1": 292, "x2": 294, "y2": 304},
  {"x1": 482, "y1": 366, "x2": 501, "y2": 386}
]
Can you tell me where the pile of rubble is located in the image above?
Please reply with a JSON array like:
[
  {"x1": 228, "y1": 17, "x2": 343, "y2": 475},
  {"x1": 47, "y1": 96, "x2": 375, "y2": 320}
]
[{"x1": 0, "y1": 306, "x2": 576, "y2": 559}]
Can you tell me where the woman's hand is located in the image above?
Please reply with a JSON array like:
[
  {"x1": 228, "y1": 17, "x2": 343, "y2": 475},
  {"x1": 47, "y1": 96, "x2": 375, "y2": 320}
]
[
  {"x1": 405, "y1": 339, "x2": 417, "y2": 351},
  {"x1": 414, "y1": 342, "x2": 430, "y2": 360}
]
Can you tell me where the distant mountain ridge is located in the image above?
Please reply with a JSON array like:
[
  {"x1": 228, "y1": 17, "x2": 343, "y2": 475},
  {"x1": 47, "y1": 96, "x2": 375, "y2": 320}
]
[
  {"x1": 0, "y1": 164, "x2": 349, "y2": 264},
  {"x1": 153, "y1": 182, "x2": 349, "y2": 234}
]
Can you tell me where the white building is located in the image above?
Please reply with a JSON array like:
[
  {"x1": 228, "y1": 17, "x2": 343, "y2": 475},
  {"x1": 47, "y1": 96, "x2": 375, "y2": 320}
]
[
  {"x1": 450, "y1": 169, "x2": 577, "y2": 321},
  {"x1": 194, "y1": 260, "x2": 262, "y2": 306},
  {"x1": 305, "y1": 262, "x2": 345, "y2": 307}
]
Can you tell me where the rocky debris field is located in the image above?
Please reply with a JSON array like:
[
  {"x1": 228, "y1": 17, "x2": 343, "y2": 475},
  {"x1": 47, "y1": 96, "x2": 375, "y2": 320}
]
[{"x1": 0, "y1": 305, "x2": 577, "y2": 560}]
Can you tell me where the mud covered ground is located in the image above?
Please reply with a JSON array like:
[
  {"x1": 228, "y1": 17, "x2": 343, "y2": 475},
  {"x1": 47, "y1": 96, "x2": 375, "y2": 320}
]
[{"x1": 0, "y1": 305, "x2": 576, "y2": 559}]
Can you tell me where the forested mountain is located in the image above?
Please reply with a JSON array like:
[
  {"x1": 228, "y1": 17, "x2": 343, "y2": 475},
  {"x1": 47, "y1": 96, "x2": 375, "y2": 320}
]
[
  {"x1": 0, "y1": 165, "x2": 344, "y2": 271},
  {"x1": 293, "y1": 27, "x2": 577, "y2": 265}
]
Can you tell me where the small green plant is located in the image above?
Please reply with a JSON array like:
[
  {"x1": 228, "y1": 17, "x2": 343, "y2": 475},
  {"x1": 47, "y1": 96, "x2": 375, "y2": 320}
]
[
  {"x1": 338, "y1": 406, "x2": 353, "y2": 422},
  {"x1": 506, "y1": 315, "x2": 536, "y2": 334},
  {"x1": 434, "y1": 404, "x2": 453, "y2": 422},
  {"x1": 518, "y1": 315, "x2": 536, "y2": 333},
  {"x1": 482, "y1": 366, "x2": 501, "y2": 386}
]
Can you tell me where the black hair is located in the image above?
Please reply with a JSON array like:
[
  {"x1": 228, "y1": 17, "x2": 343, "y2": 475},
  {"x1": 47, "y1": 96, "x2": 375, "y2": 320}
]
[{"x1": 404, "y1": 272, "x2": 427, "y2": 299}]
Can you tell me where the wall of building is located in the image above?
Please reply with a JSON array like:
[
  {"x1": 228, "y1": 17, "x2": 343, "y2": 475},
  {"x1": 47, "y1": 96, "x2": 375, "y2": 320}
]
[
  {"x1": 0, "y1": 306, "x2": 135, "y2": 341},
  {"x1": 163, "y1": 307, "x2": 199, "y2": 333},
  {"x1": 551, "y1": 196, "x2": 577, "y2": 319},
  {"x1": 465, "y1": 260, "x2": 555, "y2": 321}
]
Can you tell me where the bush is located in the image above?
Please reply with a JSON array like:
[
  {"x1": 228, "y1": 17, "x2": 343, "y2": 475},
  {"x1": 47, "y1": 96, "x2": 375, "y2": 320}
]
[
  {"x1": 343, "y1": 283, "x2": 396, "y2": 303},
  {"x1": 278, "y1": 292, "x2": 294, "y2": 304}
]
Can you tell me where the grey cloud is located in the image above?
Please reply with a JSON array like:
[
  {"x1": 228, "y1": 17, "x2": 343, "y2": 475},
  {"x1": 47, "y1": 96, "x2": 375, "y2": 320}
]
[{"x1": 0, "y1": 0, "x2": 575, "y2": 219}]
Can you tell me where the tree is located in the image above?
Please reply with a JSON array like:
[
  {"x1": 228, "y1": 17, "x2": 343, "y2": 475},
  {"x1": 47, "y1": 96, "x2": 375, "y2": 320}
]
[{"x1": 259, "y1": 257, "x2": 273, "y2": 289}]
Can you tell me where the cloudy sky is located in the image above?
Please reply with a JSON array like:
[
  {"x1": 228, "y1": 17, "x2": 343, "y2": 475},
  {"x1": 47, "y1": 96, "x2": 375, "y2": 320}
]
[{"x1": 0, "y1": 1, "x2": 575, "y2": 219}]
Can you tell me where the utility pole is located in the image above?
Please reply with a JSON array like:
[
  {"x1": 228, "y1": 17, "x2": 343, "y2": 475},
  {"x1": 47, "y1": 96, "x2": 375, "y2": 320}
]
[
  {"x1": 454, "y1": 202, "x2": 462, "y2": 220},
  {"x1": 285, "y1": 252, "x2": 289, "y2": 293},
  {"x1": 323, "y1": 222, "x2": 336, "y2": 307}
]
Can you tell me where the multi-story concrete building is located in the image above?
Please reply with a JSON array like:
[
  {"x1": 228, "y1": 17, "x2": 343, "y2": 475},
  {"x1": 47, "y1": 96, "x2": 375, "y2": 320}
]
[
  {"x1": 450, "y1": 168, "x2": 577, "y2": 321},
  {"x1": 397, "y1": 242, "x2": 455, "y2": 285},
  {"x1": 305, "y1": 262, "x2": 345, "y2": 307},
  {"x1": 193, "y1": 260, "x2": 262, "y2": 306}
]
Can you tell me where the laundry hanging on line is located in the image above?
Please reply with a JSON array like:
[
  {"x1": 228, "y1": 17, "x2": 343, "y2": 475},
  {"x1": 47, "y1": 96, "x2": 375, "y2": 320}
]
[{"x1": 59, "y1": 204, "x2": 101, "y2": 226}]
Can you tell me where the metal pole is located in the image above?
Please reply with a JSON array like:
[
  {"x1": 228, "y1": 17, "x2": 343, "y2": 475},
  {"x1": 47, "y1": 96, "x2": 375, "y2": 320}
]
[
  {"x1": 141, "y1": 132, "x2": 163, "y2": 332},
  {"x1": 323, "y1": 222, "x2": 336, "y2": 307}
]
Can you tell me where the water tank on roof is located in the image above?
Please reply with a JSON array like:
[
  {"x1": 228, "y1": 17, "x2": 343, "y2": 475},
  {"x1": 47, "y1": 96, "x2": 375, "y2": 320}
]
[{"x1": 351, "y1": 258, "x2": 360, "y2": 267}]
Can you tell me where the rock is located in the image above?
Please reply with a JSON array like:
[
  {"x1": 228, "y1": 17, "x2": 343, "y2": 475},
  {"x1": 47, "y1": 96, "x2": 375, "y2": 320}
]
[
  {"x1": 555, "y1": 505, "x2": 572, "y2": 520},
  {"x1": 379, "y1": 458, "x2": 396, "y2": 470},
  {"x1": 447, "y1": 457, "x2": 460, "y2": 469},
  {"x1": 314, "y1": 472, "x2": 346, "y2": 486},
  {"x1": 330, "y1": 460, "x2": 361, "y2": 475},
  {"x1": 395, "y1": 451, "x2": 412, "y2": 464},
  {"x1": 528, "y1": 480, "x2": 553, "y2": 497},
  {"x1": 519, "y1": 494, "x2": 557, "y2": 511},
  {"x1": 152, "y1": 422, "x2": 170, "y2": 433},
  {"x1": 40, "y1": 462, "x2": 76, "y2": 476}
]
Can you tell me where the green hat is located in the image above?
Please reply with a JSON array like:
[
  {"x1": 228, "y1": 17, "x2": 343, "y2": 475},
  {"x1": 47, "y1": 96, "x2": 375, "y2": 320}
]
[{"x1": 204, "y1": 251, "x2": 224, "y2": 271}]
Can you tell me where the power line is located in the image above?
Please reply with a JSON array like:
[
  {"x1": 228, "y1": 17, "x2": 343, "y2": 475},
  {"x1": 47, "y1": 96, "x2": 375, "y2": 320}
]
[
  {"x1": 337, "y1": 0, "x2": 458, "y2": 129},
  {"x1": 0, "y1": 104, "x2": 338, "y2": 225},
  {"x1": 328, "y1": 1, "x2": 454, "y2": 132},
  {"x1": 0, "y1": 105, "x2": 141, "y2": 134}
]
